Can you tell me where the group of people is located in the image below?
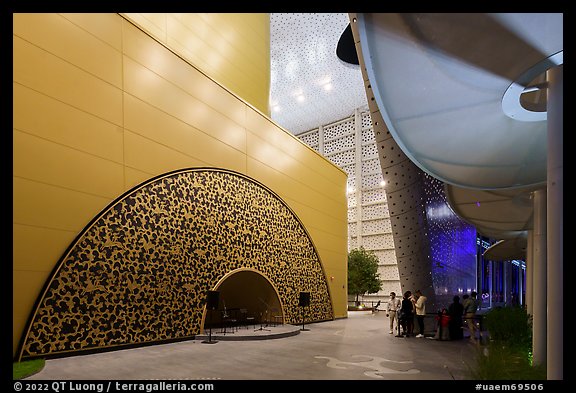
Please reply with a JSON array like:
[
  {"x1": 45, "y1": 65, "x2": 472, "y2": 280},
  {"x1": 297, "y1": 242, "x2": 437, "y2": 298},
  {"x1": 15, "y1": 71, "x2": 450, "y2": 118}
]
[
  {"x1": 385, "y1": 290, "x2": 427, "y2": 338},
  {"x1": 445, "y1": 291, "x2": 481, "y2": 342},
  {"x1": 385, "y1": 290, "x2": 481, "y2": 341}
]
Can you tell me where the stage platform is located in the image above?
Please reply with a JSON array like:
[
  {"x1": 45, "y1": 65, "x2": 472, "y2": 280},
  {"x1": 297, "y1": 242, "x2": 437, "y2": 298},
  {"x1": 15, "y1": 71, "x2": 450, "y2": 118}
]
[{"x1": 196, "y1": 323, "x2": 302, "y2": 341}]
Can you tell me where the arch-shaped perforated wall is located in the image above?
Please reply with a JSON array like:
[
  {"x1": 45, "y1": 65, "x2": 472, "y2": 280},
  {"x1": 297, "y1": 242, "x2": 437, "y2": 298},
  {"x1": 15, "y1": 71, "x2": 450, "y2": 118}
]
[{"x1": 18, "y1": 168, "x2": 333, "y2": 359}]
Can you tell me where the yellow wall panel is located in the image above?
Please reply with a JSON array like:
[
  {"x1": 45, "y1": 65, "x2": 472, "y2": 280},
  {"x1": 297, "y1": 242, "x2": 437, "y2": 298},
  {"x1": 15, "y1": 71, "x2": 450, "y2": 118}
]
[
  {"x1": 246, "y1": 157, "x2": 345, "y2": 223},
  {"x1": 124, "y1": 94, "x2": 247, "y2": 173},
  {"x1": 122, "y1": 21, "x2": 246, "y2": 127},
  {"x1": 14, "y1": 131, "x2": 124, "y2": 199},
  {"x1": 13, "y1": 84, "x2": 124, "y2": 164},
  {"x1": 246, "y1": 109, "x2": 347, "y2": 187},
  {"x1": 123, "y1": 56, "x2": 247, "y2": 153},
  {"x1": 165, "y1": 15, "x2": 254, "y2": 97},
  {"x1": 13, "y1": 224, "x2": 77, "y2": 272},
  {"x1": 306, "y1": 228, "x2": 348, "y2": 258},
  {"x1": 210, "y1": 14, "x2": 267, "y2": 40},
  {"x1": 195, "y1": 13, "x2": 269, "y2": 75},
  {"x1": 168, "y1": 13, "x2": 212, "y2": 44},
  {"x1": 321, "y1": 275, "x2": 348, "y2": 318},
  {"x1": 124, "y1": 167, "x2": 156, "y2": 192},
  {"x1": 245, "y1": 158, "x2": 308, "y2": 212},
  {"x1": 123, "y1": 130, "x2": 207, "y2": 176},
  {"x1": 59, "y1": 13, "x2": 123, "y2": 51},
  {"x1": 13, "y1": 13, "x2": 122, "y2": 88},
  {"x1": 169, "y1": 13, "x2": 268, "y2": 79},
  {"x1": 162, "y1": 35, "x2": 211, "y2": 81},
  {"x1": 314, "y1": 270, "x2": 347, "y2": 316},
  {"x1": 13, "y1": 36, "x2": 123, "y2": 126},
  {"x1": 247, "y1": 132, "x2": 346, "y2": 209},
  {"x1": 13, "y1": 270, "x2": 53, "y2": 351},
  {"x1": 121, "y1": 13, "x2": 167, "y2": 43},
  {"x1": 285, "y1": 198, "x2": 348, "y2": 243},
  {"x1": 123, "y1": 13, "x2": 270, "y2": 115},
  {"x1": 13, "y1": 177, "x2": 112, "y2": 232}
]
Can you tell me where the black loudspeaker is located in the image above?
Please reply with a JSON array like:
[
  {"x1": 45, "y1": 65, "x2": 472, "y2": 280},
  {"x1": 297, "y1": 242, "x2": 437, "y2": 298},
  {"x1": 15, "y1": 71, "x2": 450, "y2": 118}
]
[
  {"x1": 206, "y1": 291, "x2": 220, "y2": 310},
  {"x1": 299, "y1": 291, "x2": 310, "y2": 307}
]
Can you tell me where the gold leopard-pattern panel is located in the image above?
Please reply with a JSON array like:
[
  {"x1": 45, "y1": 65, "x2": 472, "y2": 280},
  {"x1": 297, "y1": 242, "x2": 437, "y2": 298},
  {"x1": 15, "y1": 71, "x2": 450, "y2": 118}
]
[{"x1": 19, "y1": 168, "x2": 333, "y2": 359}]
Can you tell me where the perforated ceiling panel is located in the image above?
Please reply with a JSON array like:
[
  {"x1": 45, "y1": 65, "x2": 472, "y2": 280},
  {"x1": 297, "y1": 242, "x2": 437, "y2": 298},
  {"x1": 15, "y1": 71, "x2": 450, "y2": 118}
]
[{"x1": 269, "y1": 13, "x2": 368, "y2": 135}]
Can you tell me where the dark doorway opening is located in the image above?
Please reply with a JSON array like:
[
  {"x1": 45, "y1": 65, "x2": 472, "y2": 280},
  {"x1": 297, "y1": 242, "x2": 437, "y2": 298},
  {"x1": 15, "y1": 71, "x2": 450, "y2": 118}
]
[{"x1": 203, "y1": 270, "x2": 283, "y2": 331}]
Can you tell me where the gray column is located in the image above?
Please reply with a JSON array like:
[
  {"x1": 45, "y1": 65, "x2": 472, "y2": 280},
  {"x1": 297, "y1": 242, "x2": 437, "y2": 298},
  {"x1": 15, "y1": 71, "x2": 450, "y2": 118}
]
[
  {"x1": 526, "y1": 230, "x2": 533, "y2": 316},
  {"x1": 354, "y1": 109, "x2": 363, "y2": 247},
  {"x1": 546, "y1": 65, "x2": 563, "y2": 380},
  {"x1": 532, "y1": 189, "x2": 547, "y2": 367}
]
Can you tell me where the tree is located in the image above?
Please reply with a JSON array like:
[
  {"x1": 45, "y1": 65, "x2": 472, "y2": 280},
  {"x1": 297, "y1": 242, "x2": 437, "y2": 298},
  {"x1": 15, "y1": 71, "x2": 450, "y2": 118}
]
[{"x1": 348, "y1": 247, "x2": 382, "y2": 305}]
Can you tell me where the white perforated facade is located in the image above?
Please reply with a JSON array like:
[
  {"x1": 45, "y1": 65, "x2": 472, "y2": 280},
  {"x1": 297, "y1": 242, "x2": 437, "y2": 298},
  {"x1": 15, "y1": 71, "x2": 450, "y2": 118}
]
[{"x1": 297, "y1": 109, "x2": 402, "y2": 305}]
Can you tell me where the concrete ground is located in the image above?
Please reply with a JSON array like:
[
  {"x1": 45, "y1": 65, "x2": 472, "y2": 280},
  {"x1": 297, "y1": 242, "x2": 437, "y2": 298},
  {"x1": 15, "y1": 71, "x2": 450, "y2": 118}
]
[{"x1": 26, "y1": 311, "x2": 481, "y2": 381}]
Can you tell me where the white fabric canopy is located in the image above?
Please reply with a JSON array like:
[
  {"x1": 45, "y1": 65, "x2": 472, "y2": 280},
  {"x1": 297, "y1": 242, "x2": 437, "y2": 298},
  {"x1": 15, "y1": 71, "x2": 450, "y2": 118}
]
[
  {"x1": 444, "y1": 183, "x2": 538, "y2": 240},
  {"x1": 356, "y1": 13, "x2": 563, "y2": 189},
  {"x1": 483, "y1": 236, "x2": 527, "y2": 261}
]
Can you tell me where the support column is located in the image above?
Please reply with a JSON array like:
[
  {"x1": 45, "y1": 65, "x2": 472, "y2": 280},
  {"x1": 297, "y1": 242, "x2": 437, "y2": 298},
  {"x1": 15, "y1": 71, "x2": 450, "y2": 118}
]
[
  {"x1": 546, "y1": 65, "x2": 563, "y2": 380},
  {"x1": 354, "y1": 109, "x2": 363, "y2": 248},
  {"x1": 503, "y1": 261, "x2": 508, "y2": 304},
  {"x1": 488, "y1": 260, "x2": 493, "y2": 309},
  {"x1": 526, "y1": 230, "x2": 533, "y2": 316},
  {"x1": 518, "y1": 261, "x2": 523, "y2": 306},
  {"x1": 532, "y1": 189, "x2": 547, "y2": 367}
]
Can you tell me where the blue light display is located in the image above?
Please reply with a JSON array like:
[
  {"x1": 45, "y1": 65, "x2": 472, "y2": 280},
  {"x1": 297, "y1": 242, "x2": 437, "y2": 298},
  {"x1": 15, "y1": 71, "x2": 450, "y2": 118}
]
[{"x1": 422, "y1": 173, "x2": 477, "y2": 310}]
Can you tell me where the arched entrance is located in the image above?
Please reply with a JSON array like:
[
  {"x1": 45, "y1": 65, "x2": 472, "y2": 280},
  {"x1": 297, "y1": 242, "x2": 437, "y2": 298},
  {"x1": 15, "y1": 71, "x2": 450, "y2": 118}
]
[{"x1": 202, "y1": 269, "x2": 284, "y2": 332}]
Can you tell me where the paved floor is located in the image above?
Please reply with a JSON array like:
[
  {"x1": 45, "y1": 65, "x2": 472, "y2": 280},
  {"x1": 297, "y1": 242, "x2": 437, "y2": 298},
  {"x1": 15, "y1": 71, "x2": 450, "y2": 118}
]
[{"x1": 26, "y1": 311, "x2": 481, "y2": 381}]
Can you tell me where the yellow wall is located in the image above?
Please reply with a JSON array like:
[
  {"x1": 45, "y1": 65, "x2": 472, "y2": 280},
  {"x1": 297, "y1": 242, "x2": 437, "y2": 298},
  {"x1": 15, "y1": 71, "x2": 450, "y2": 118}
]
[
  {"x1": 122, "y1": 13, "x2": 271, "y2": 115},
  {"x1": 13, "y1": 13, "x2": 348, "y2": 356}
]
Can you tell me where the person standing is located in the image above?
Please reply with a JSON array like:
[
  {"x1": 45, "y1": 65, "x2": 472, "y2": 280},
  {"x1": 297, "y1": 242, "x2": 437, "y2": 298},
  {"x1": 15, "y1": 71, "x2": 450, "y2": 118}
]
[
  {"x1": 413, "y1": 289, "x2": 427, "y2": 338},
  {"x1": 434, "y1": 308, "x2": 451, "y2": 340},
  {"x1": 386, "y1": 292, "x2": 401, "y2": 334},
  {"x1": 447, "y1": 295, "x2": 464, "y2": 340},
  {"x1": 463, "y1": 291, "x2": 480, "y2": 342},
  {"x1": 400, "y1": 291, "x2": 414, "y2": 337}
]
